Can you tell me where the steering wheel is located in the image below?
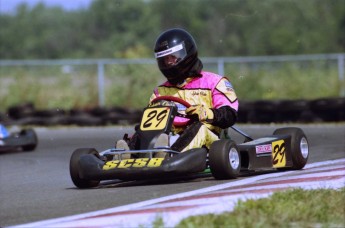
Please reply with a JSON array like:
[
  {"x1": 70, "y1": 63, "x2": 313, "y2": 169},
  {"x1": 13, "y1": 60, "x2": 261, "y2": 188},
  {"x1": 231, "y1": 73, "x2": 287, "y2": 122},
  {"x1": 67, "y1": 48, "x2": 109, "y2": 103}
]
[
  {"x1": 151, "y1": 95, "x2": 191, "y2": 108},
  {"x1": 150, "y1": 96, "x2": 193, "y2": 127}
]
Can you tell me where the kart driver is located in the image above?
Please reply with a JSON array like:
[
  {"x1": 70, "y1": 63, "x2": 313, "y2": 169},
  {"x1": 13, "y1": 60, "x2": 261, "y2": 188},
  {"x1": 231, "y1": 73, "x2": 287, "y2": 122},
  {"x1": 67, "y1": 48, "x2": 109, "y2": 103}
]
[{"x1": 116, "y1": 28, "x2": 238, "y2": 153}]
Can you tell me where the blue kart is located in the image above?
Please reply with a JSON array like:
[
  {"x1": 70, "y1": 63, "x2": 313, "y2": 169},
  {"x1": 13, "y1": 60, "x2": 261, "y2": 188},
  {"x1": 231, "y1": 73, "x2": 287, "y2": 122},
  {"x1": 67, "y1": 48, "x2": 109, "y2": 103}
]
[{"x1": 0, "y1": 124, "x2": 38, "y2": 152}]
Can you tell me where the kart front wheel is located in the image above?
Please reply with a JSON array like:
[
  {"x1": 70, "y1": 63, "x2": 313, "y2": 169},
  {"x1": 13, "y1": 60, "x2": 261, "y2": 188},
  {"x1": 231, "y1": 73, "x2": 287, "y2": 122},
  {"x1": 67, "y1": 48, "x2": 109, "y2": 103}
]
[
  {"x1": 70, "y1": 148, "x2": 100, "y2": 188},
  {"x1": 273, "y1": 127, "x2": 309, "y2": 170},
  {"x1": 209, "y1": 139, "x2": 241, "y2": 179}
]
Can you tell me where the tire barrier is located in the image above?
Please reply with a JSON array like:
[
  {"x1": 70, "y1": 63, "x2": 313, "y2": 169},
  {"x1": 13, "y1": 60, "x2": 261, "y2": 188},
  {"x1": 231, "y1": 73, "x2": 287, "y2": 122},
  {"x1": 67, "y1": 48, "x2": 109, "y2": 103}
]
[
  {"x1": 241, "y1": 97, "x2": 345, "y2": 123},
  {"x1": 1, "y1": 97, "x2": 344, "y2": 126}
]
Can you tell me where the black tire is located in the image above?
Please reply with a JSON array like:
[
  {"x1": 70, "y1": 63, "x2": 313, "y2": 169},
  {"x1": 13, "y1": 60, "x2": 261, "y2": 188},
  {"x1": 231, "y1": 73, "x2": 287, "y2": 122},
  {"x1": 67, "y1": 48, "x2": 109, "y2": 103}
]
[
  {"x1": 209, "y1": 139, "x2": 241, "y2": 179},
  {"x1": 21, "y1": 129, "x2": 38, "y2": 151},
  {"x1": 69, "y1": 148, "x2": 100, "y2": 188},
  {"x1": 273, "y1": 127, "x2": 309, "y2": 170}
]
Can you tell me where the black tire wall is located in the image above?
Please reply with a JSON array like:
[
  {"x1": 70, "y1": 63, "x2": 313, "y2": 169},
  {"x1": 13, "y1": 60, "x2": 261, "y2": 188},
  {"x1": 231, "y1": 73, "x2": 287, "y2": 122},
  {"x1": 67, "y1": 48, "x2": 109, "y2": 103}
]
[{"x1": 1, "y1": 97, "x2": 344, "y2": 126}]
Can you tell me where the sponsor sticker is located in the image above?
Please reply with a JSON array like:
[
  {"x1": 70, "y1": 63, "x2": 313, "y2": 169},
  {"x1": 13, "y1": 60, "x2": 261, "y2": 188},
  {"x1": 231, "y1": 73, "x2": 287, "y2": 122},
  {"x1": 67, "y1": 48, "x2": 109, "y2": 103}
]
[
  {"x1": 225, "y1": 81, "x2": 233, "y2": 89},
  {"x1": 103, "y1": 158, "x2": 164, "y2": 170},
  {"x1": 255, "y1": 144, "x2": 272, "y2": 154},
  {"x1": 155, "y1": 44, "x2": 184, "y2": 58}
]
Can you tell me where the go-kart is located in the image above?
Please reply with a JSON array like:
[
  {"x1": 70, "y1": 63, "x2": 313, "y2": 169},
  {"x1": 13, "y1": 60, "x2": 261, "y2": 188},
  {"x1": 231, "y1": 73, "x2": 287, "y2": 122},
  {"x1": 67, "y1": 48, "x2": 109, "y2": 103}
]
[
  {"x1": 0, "y1": 124, "x2": 38, "y2": 152},
  {"x1": 69, "y1": 96, "x2": 309, "y2": 188}
]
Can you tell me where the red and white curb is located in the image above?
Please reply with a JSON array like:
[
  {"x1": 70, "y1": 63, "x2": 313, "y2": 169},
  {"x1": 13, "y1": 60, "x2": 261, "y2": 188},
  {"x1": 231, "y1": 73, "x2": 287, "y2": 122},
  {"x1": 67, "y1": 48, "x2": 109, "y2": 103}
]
[{"x1": 14, "y1": 159, "x2": 345, "y2": 228}]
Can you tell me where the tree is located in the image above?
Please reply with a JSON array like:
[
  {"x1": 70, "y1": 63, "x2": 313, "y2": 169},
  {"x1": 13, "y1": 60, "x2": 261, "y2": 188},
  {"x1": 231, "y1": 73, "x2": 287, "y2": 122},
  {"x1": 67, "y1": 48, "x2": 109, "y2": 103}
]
[{"x1": 0, "y1": 0, "x2": 344, "y2": 59}]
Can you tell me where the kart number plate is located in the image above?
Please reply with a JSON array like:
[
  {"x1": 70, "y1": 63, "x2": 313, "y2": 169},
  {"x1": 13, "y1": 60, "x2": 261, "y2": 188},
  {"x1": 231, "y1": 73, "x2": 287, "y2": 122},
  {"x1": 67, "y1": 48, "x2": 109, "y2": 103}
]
[
  {"x1": 272, "y1": 140, "x2": 286, "y2": 168},
  {"x1": 103, "y1": 158, "x2": 164, "y2": 170},
  {"x1": 140, "y1": 107, "x2": 171, "y2": 131}
]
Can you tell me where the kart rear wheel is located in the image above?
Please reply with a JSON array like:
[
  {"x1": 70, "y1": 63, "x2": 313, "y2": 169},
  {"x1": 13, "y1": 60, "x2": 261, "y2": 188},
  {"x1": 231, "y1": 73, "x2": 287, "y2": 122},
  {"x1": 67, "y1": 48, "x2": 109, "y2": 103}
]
[
  {"x1": 70, "y1": 148, "x2": 100, "y2": 188},
  {"x1": 209, "y1": 139, "x2": 241, "y2": 179},
  {"x1": 273, "y1": 127, "x2": 309, "y2": 170},
  {"x1": 21, "y1": 129, "x2": 38, "y2": 151}
]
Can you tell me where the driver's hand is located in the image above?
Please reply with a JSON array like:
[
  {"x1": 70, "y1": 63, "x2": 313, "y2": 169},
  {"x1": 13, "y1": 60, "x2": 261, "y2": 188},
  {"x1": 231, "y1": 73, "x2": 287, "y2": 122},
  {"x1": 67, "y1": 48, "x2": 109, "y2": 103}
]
[{"x1": 186, "y1": 105, "x2": 214, "y2": 123}]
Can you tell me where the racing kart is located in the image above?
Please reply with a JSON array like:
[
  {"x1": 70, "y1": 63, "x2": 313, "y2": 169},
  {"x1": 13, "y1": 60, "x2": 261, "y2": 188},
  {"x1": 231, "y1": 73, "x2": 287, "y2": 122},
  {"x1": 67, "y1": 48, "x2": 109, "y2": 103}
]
[
  {"x1": 70, "y1": 96, "x2": 309, "y2": 188},
  {"x1": 0, "y1": 124, "x2": 38, "y2": 152}
]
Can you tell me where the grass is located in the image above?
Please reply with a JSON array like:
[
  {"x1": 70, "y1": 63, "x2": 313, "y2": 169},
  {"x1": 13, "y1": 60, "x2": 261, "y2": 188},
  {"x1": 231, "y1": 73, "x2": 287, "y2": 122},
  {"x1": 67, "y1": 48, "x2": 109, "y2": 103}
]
[
  {"x1": 0, "y1": 59, "x2": 341, "y2": 112},
  {"x1": 226, "y1": 61, "x2": 340, "y2": 101},
  {"x1": 173, "y1": 188, "x2": 345, "y2": 228}
]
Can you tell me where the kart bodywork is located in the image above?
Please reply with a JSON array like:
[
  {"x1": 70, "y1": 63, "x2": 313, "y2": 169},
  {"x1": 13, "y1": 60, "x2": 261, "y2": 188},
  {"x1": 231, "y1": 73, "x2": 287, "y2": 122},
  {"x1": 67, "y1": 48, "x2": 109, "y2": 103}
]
[
  {"x1": 0, "y1": 124, "x2": 38, "y2": 152},
  {"x1": 70, "y1": 96, "x2": 309, "y2": 188}
]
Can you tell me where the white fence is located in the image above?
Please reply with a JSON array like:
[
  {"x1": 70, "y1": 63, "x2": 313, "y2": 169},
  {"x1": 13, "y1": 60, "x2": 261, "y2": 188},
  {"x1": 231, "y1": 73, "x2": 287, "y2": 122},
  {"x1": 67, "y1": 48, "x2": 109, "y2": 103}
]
[{"x1": 0, "y1": 53, "x2": 344, "y2": 106}]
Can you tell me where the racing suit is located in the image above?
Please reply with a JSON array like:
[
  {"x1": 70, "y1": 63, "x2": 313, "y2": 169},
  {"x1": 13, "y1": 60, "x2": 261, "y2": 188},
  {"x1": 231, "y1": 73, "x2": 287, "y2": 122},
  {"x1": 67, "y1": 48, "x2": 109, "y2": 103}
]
[{"x1": 149, "y1": 71, "x2": 238, "y2": 152}]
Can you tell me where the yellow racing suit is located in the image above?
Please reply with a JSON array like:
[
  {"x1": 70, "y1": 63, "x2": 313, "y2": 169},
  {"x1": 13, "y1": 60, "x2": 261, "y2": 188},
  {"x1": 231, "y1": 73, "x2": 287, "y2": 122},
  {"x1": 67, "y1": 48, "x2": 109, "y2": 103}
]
[{"x1": 149, "y1": 71, "x2": 238, "y2": 152}]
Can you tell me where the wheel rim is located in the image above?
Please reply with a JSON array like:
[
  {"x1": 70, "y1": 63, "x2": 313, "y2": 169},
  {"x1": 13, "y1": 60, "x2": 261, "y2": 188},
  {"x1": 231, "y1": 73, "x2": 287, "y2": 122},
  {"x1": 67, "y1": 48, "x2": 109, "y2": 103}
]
[
  {"x1": 229, "y1": 147, "x2": 240, "y2": 169},
  {"x1": 300, "y1": 137, "x2": 309, "y2": 159}
]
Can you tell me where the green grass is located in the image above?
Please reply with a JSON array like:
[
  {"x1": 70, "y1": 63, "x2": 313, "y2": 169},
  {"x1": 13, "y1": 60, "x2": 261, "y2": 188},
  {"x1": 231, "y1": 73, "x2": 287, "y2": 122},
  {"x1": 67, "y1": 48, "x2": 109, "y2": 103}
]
[
  {"x1": 173, "y1": 188, "x2": 345, "y2": 228},
  {"x1": 0, "y1": 60, "x2": 341, "y2": 112},
  {"x1": 226, "y1": 61, "x2": 340, "y2": 101}
]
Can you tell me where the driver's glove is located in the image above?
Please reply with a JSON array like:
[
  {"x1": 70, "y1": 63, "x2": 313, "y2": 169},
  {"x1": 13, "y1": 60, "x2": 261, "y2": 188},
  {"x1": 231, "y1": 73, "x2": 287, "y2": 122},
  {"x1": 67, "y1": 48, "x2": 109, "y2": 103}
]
[{"x1": 186, "y1": 105, "x2": 214, "y2": 123}]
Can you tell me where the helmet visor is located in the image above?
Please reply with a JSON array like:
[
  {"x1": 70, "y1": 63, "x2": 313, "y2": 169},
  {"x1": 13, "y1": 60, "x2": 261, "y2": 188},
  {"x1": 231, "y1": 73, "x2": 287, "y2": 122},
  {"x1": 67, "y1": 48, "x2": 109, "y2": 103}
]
[{"x1": 155, "y1": 43, "x2": 187, "y2": 70}]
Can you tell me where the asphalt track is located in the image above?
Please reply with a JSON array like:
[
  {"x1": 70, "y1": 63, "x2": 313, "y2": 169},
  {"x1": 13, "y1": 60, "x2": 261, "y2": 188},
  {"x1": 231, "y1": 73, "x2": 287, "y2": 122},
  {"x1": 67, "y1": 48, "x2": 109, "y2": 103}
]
[{"x1": 0, "y1": 124, "x2": 344, "y2": 227}]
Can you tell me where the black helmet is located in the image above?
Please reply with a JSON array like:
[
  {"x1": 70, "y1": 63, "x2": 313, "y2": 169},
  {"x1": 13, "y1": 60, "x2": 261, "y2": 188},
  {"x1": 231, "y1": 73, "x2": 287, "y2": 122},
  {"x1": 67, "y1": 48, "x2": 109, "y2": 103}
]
[{"x1": 154, "y1": 28, "x2": 203, "y2": 84}]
